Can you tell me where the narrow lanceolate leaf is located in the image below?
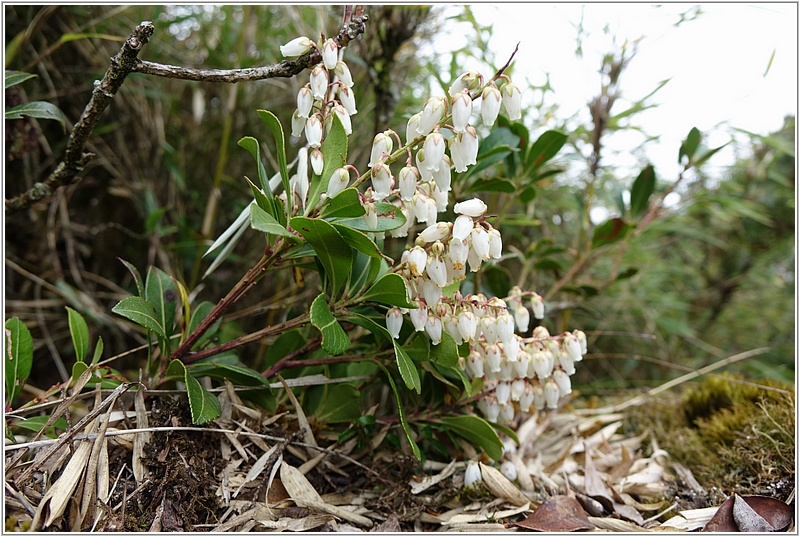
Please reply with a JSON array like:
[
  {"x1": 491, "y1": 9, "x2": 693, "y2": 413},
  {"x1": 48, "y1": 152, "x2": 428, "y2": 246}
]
[
  {"x1": 5, "y1": 70, "x2": 37, "y2": 89},
  {"x1": 91, "y1": 336, "x2": 104, "y2": 365},
  {"x1": 65, "y1": 307, "x2": 90, "y2": 363},
  {"x1": 238, "y1": 136, "x2": 271, "y2": 198},
  {"x1": 5, "y1": 317, "x2": 33, "y2": 404},
  {"x1": 166, "y1": 360, "x2": 221, "y2": 425},
  {"x1": 360, "y1": 273, "x2": 415, "y2": 308},
  {"x1": 306, "y1": 113, "x2": 348, "y2": 215},
  {"x1": 320, "y1": 187, "x2": 365, "y2": 218},
  {"x1": 393, "y1": 339, "x2": 421, "y2": 394},
  {"x1": 257, "y1": 110, "x2": 291, "y2": 206},
  {"x1": 331, "y1": 202, "x2": 406, "y2": 232},
  {"x1": 437, "y1": 415, "x2": 504, "y2": 460},
  {"x1": 526, "y1": 130, "x2": 567, "y2": 170},
  {"x1": 629, "y1": 164, "x2": 656, "y2": 218},
  {"x1": 290, "y1": 216, "x2": 353, "y2": 299},
  {"x1": 679, "y1": 126, "x2": 702, "y2": 164},
  {"x1": 5, "y1": 101, "x2": 65, "y2": 129},
  {"x1": 117, "y1": 258, "x2": 144, "y2": 297},
  {"x1": 250, "y1": 203, "x2": 297, "y2": 239},
  {"x1": 186, "y1": 301, "x2": 220, "y2": 349},
  {"x1": 376, "y1": 361, "x2": 422, "y2": 461},
  {"x1": 331, "y1": 224, "x2": 383, "y2": 259},
  {"x1": 111, "y1": 296, "x2": 166, "y2": 337},
  {"x1": 591, "y1": 217, "x2": 632, "y2": 249},
  {"x1": 309, "y1": 293, "x2": 350, "y2": 355},
  {"x1": 145, "y1": 267, "x2": 177, "y2": 340}
]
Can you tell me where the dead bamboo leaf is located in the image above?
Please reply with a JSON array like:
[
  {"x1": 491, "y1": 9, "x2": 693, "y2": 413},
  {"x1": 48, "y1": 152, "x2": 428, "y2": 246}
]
[
  {"x1": 233, "y1": 443, "x2": 278, "y2": 498},
  {"x1": 446, "y1": 503, "x2": 530, "y2": 525},
  {"x1": 589, "y1": 515, "x2": 653, "y2": 532},
  {"x1": 410, "y1": 460, "x2": 459, "y2": 494},
  {"x1": 32, "y1": 437, "x2": 94, "y2": 529},
  {"x1": 479, "y1": 462, "x2": 530, "y2": 507}
]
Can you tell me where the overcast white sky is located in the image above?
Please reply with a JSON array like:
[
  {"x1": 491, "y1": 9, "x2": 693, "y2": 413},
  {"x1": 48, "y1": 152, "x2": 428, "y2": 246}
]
[{"x1": 434, "y1": 3, "x2": 797, "y2": 182}]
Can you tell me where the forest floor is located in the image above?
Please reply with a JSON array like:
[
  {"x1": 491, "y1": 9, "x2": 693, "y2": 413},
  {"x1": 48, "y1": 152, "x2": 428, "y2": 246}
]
[{"x1": 4, "y1": 378, "x2": 795, "y2": 532}]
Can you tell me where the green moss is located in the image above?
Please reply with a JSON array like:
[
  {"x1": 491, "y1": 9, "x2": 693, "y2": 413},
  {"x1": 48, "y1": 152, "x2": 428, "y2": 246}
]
[{"x1": 626, "y1": 374, "x2": 795, "y2": 501}]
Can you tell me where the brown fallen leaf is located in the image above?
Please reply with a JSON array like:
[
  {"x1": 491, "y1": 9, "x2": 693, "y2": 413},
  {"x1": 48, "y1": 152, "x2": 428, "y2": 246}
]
[
  {"x1": 703, "y1": 493, "x2": 794, "y2": 532},
  {"x1": 514, "y1": 495, "x2": 594, "y2": 532}
]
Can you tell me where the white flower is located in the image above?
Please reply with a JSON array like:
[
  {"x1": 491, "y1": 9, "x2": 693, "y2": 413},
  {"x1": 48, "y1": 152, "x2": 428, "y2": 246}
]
[
  {"x1": 488, "y1": 227, "x2": 502, "y2": 259},
  {"x1": 418, "y1": 97, "x2": 445, "y2": 135},
  {"x1": 398, "y1": 166, "x2": 419, "y2": 201},
  {"x1": 466, "y1": 350, "x2": 484, "y2": 378},
  {"x1": 420, "y1": 279, "x2": 442, "y2": 306},
  {"x1": 481, "y1": 396, "x2": 501, "y2": 422},
  {"x1": 419, "y1": 222, "x2": 451, "y2": 243},
  {"x1": 431, "y1": 154, "x2": 452, "y2": 192},
  {"x1": 321, "y1": 38, "x2": 338, "y2": 70},
  {"x1": 334, "y1": 60, "x2": 353, "y2": 88},
  {"x1": 558, "y1": 348, "x2": 575, "y2": 376},
  {"x1": 280, "y1": 36, "x2": 313, "y2": 57},
  {"x1": 480, "y1": 315, "x2": 498, "y2": 344},
  {"x1": 371, "y1": 163, "x2": 393, "y2": 200},
  {"x1": 426, "y1": 255, "x2": 448, "y2": 287},
  {"x1": 532, "y1": 382, "x2": 546, "y2": 410},
  {"x1": 503, "y1": 335, "x2": 520, "y2": 362},
  {"x1": 423, "y1": 132, "x2": 446, "y2": 172},
  {"x1": 496, "y1": 312, "x2": 515, "y2": 345},
  {"x1": 411, "y1": 193, "x2": 429, "y2": 223},
  {"x1": 406, "y1": 246, "x2": 428, "y2": 277},
  {"x1": 544, "y1": 378, "x2": 561, "y2": 408},
  {"x1": 326, "y1": 167, "x2": 349, "y2": 198},
  {"x1": 553, "y1": 369, "x2": 572, "y2": 397},
  {"x1": 415, "y1": 150, "x2": 434, "y2": 182},
  {"x1": 338, "y1": 85, "x2": 357, "y2": 115},
  {"x1": 514, "y1": 305, "x2": 530, "y2": 333},
  {"x1": 431, "y1": 184, "x2": 449, "y2": 211},
  {"x1": 575, "y1": 329, "x2": 587, "y2": 355},
  {"x1": 457, "y1": 310, "x2": 478, "y2": 342},
  {"x1": 467, "y1": 246, "x2": 482, "y2": 272},
  {"x1": 448, "y1": 238, "x2": 469, "y2": 266},
  {"x1": 452, "y1": 214, "x2": 473, "y2": 242},
  {"x1": 305, "y1": 115, "x2": 323, "y2": 148},
  {"x1": 409, "y1": 300, "x2": 428, "y2": 332},
  {"x1": 386, "y1": 307, "x2": 403, "y2": 339},
  {"x1": 389, "y1": 207, "x2": 412, "y2": 238},
  {"x1": 451, "y1": 91, "x2": 473, "y2": 133},
  {"x1": 363, "y1": 201, "x2": 378, "y2": 230},
  {"x1": 498, "y1": 402, "x2": 515, "y2": 424},
  {"x1": 513, "y1": 350, "x2": 530, "y2": 378},
  {"x1": 291, "y1": 110, "x2": 305, "y2": 138},
  {"x1": 510, "y1": 379, "x2": 526, "y2": 402},
  {"x1": 310, "y1": 148, "x2": 324, "y2": 176},
  {"x1": 445, "y1": 316, "x2": 462, "y2": 345},
  {"x1": 564, "y1": 334, "x2": 582, "y2": 364},
  {"x1": 310, "y1": 64, "x2": 329, "y2": 100},
  {"x1": 519, "y1": 383, "x2": 535, "y2": 413},
  {"x1": 464, "y1": 461, "x2": 482, "y2": 490},
  {"x1": 480, "y1": 85, "x2": 502, "y2": 126},
  {"x1": 448, "y1": 71, "x2": 483, "y2": 97},
  {"x1": 501, "y1": 80, "x2": 522, "y2": 120},
  {"x1": 296, "y1": 85, "x2": 314, "y2": 118},
  {"x1": 332, "y1": 104, "x2": 351, "y2": 135},
  {"x1": 486, "y1": 344, "x2": 502, "y2": 372},
  {"x1": 406, "y1": 112, "x2": 422, "y2": 144},
  {"x1": 369, "y1": 131, "x2": 393, "y2": 167},
  {"x1": 424, "y1": 197, "x2": 438, "y2": 225},
  {"x1": 500, "y1": 460, "x2": 518, "y2": 483},
  {"x1": 495, "y1": 381, "x2": 511, "y2": 405},
  {"x1": 470, "y1": 226, "x2": 491, "y2": 260},
  {"x1": 454, "y1": 198, "x2": 487, "y2": 218},
  {"x1": 425, "y1": 315, "x2": 443, "y2": 345}
]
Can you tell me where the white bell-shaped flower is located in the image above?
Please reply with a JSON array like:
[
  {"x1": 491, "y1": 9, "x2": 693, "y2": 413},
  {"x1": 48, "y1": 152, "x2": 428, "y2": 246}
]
[
  {"x1": 448, "y1": 237, "x2": 469, "y2": 266},
  {"x1": 406, "y1": 246, "x2": 428, "y2": 278},
  {"x1": 449, "y1": 71, "x2": 483, "y2": 97},
  {"x1": 553, "y1": 369, "x2": 572, "y2": 397},
  {"x1": 575, "y1": 330, "x2": 587, "y2": 355},
  {"x1": 557, "y1": 348, "x2": 575, "y2": 376},
  {"x1": 431, "y1": 155, "x2": 452, "y2": 192},
  {"x1": 564, "y1": 334, "x2": 582, "y2": 364},
  {"x1": 406, "y1": 112, "x2": 422, "y2": 144},
  {"x1": 451, "y1": 91, "x2": 472, "y2": 133},
  {"x1": 291, "y1": 110, "x2": 305, "y2": 138},
  {"x1": 495, "y1": 381, "x2": 511, "y2": 405},
  {"x1": 370, "y1": 163, "x2": 393, "y2": 201},
  {"x1": 444, "y1": 316, "x2": 463, "y2": 345},
  {"x1": 369, "y1": 131, "x2": 393, "y2": 167},
  {"x1": 305, "y1": 115, "x2": 323, "y2": 148},
  {"x1": 457, "y1": 310, "x2": 478, "y2": 342},
  {"x1": 426, "y1": 255, "x2": 448, "y2": 287},
  {"x1": 532, "y1": 382, "x2": 546, "y2": 410},
  {"x1": 480, "y1": 315, "x2": 498, "y2": 344},
  {"x1": 454, "y1": 198, "x2": 487, "y2": 217},
  {"x1": 496, "y1": 312, "x2": 515, "y2": 345},
  {"x1": 530, "y1": 350, "x2": 552, "y2": 380},
  {"x1": 310, "y1": 148, "x2": 324, "y2": 176},
  {"x1": 398, "y1": 166, "x2": 419, "y2": 201},
  {"x1": 501, "y1": 80, "x2": 522, "y2": 120},
  {"x1": 386, "y1": 307, "x2": 403, "y2": 339},
  {"x1": 296, "y1": 86, "x2": 314, "y2": 118},
  {"x1": 418, "y1": 97, "x2": 445, "y2": 135},
  {"x1": 419, "y1": 222, "x2": 451, "y2": 243},
  {"x1": 514, "y1": 349, "x2": 530, "y2": 378},
  {"x1": 333, "y1": 60, "x2": 353, "y2": 88},
  {"x1": 451, "y1": 214, "x2": 472, "y2": 243},
  {"x1": 424, "y1": 197, "x2": 438, "y2": 225},
  {"x1": 280, "y1": 36, "x2": 313, "y2": 57},
  {"x1": 514, "y1": 304, "x2": 530, "y2": 333},
  {"x1": 415, "y1": 150, "x2": 434, "y2": 182},
  {"x1": 321, "y1": 38, "x2": 338, "y2": 70},
  {"x1": 466, "y1": 349, "x2": 484, "y2": 378},
  {"x1": 544, "y1": 378, "x2": 561, "y2": 409},
  {"x1": 503, "y1": 336, "x2": 520, "y2": 362},
  {"x1": 498, "y1": 402, "x2": 515, "y2": 425},
  {"x1": 470, "y1": 226, "x2": 491, "y2": 260},
  {"x1": 467, "y1": 246, "x2": 483, "y2": 272},
  {"x1": 519, "y1": 383, "x2": 535, "y2": 413},
  {"x1": 431, "y1": 183, "x2": 449, "y2": 211},
  {"x1": 488, "y1": 227, "x2": 502, "y2": 260},
  {"x1": 510, "y1": 378, "x2": 526, "y2": 401},
  {"x1": 363, "y1": 201, "x2": 378, "y2": 230},
  {"x1": 486, "y1": 344, "x2": 502, "y2": 373},
  {"x1": 338, "y1": 85, "x2": 357, "y2": 115},
  {"x1": 464, "y1": 460, "x2": 483, "y2": 490},
  {"x1": 425, "y1": 315, "x2": 443, "y2": 345},
  {"x1": 332, "y1": 104, "x2": 351, "y2": 135},
  {"x1": 310, "y1": 64, "x2": 329, "y2": 100},
  {"x1": 409, "y1": 301, "x2": 428, "y2": 332},
  {"x1": 389, "y1": 207, "x2": 412, "y2": 238},
  {"x1": 420, "y1": 279, "x2": 442, "y2": 306},
  {"x1": 326, "y1": 167, "x2": 349, "y2": 198},
  {"x1": 423, "y1": 132, "x2": 446, "y2": 172},
  {"x1": 480, "y1": 85, "x2": 502, "y2": 126}
]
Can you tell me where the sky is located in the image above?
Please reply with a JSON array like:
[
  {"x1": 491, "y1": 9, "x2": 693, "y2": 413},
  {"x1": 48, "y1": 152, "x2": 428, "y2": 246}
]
[{"x1": 433, "y1": 3, "x2": 797, "y2": 185}]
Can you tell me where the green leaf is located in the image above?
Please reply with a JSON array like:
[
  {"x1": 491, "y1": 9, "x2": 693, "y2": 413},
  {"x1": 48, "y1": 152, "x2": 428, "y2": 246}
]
[
  {"x1": 5, "y1": 70, "x2": 36, "y2": 89},
  {"x1": 320, "y1": 188, "x2": 365, "y2": 218},
  {"x1": 70, "y1": 362, "x2": 122, "y2": 389},
  {"x1": 5, "y1": 101, "x2": 65, "y2": 129},
  {"x1": 111, "y1": 296, "x2": 166, "y2": 338},
  {"x1": 145, "y1": 266, "x2": 177, "y2": 341},
  {"x1": 313, "y1": 384, "x2": 361, "y2": 423},
  {"x1": 9, "y1": 415, "x2": 68, "y2": 438},
  {"x1": 306, "y1": 113, "x2": 348, "y2": 214},
  {"x1": 166, "y1": 359, "x2": 221, "y2": 425},
  {"x1": 331, "y1": 202, "x2": 406, "y2": 232},
  {"x1": 186, "y1": 301, "x2": 221, "y2": 349},
  {"x1": 309, "y1": 293, "x2": 350, "y2": 355},
  {"x1": 591, "y1": 217, "x2": 632, "y2": 249},
  {"x1": 189, "y1": 360, "x2": 271, "y2": 387},
  {"x1": 693, "y1": 143, "x2": 729, "y2": 167},
  {"x1": 630, "y1": 164, "x2": 656, "y2": 218},
  {"x1": 360, "y1": 273, "x2": 415, "y2": 308},
  {"x1": 117, "y1": 258, "x2": 144, "y2": 297},
  {"x1": 250, "y1": 203, "x2": 297, "y2": 239},
  {"x1": 428, "y1": 331, "x2": 458, "y2": 368},
  {"x1": 256, "y1": 109, "x2": 291, "y2": 207},
  {"x1": 464, "y1": 176, "x2": 516, "y2": 194},
  {"x1": 5, "y1": 317, "x2": 33, "y2": 404},
  {"x1": 679, "y1": 127, "x2": 702, "y2": 164},
  {"x1": 290, "y1": 216, "x2": 353, "y2": 298},
  {"x1": 393, "y1": 339, "x2": 421, "y2": 394},
  {"x1": 347, "y1": 252, "x2": 383, "y2": 297},
  {"x1": 331, "y1": 223, "x2": 383, "y2": 258},
  {"x1": 526, "y1": 130, "x2": 567, "y2": 170},
  {"x1": 65, "y1": 307, "x2": 90, "y2": 363},
  {"x1": 245, "y1": 176, "x2": 274, "y2": 216},
  {"x1": 376, "y1": 361, "x2": 421, "y2": 461},
  {"x1": 436, "y1": 415, "x2": 504, "y2": 460},
  {"x1": 238, "y1": 136, "x2": 271, "y2": 198},
  {"x1": 91, "y1": 336, "x2": 104, "y2": 365}
]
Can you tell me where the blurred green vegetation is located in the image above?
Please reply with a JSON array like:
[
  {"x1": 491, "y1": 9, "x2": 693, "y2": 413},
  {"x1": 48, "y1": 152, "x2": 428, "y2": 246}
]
[{"x1": 4, "y1": 4, "x2": 794, "y2": 403}]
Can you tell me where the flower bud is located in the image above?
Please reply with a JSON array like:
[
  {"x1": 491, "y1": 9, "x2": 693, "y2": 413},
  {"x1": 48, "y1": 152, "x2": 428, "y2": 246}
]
[
  {"x1": 296, "y1": 85, "x2": 314, "y2": 118},
  {"x1": 501, "y1": 80, "x2": 522, "y2": 121},
  {"x1": 481, "y1": 85, "x2": 502, "y2": 126},
  {"x1": 305, "y1": 114, "x2": 323, "y2": 148},
  {"x1": 334, "y1": 60, "x2": 353, "y2": 88},
  {"x1": 449, "y1": 71, "x2": 483, "y2": 97},
  {"x1": 310, "y1": 148, "x2": 324, "y2": 176},
  {"x1": 321, "y1": 38, "x2": 338, "y2": 70},
  {"x1": 451, "y1": 91, "x2": 473, "y2": 133},
  {"x1": 310, "y1": 64, "x2": 329, "y2": 100},
  {"x1": 326, "y1": 167, "x2": 349, "y2": 198},
  {"x1": 419, "y1": 222, "x2": 452, "y2": 243},
  {"x1": 280, "y1": 36, "x2": 313, "y2": 57},
  {"x1": 386, "y1": 307, "x2": 403, "y2": 339},
  {"x1": 406, "y1": 112, "x2": 422, "y2": 144},
  {"x1": 338, "y1": 85, "x2": 357, "y2": 115},
  {"x1": 454, "y1": 198, "x2": 487, "y2": 218}
]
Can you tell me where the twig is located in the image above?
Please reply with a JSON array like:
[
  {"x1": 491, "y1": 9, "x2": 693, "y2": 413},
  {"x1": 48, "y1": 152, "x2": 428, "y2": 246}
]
[
  {"x1": 492, "y1": 42, "x2": 520, "y2": 81},
  {"x1": 5, "y1": 21, "x2": 154, "y2": 215}
]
